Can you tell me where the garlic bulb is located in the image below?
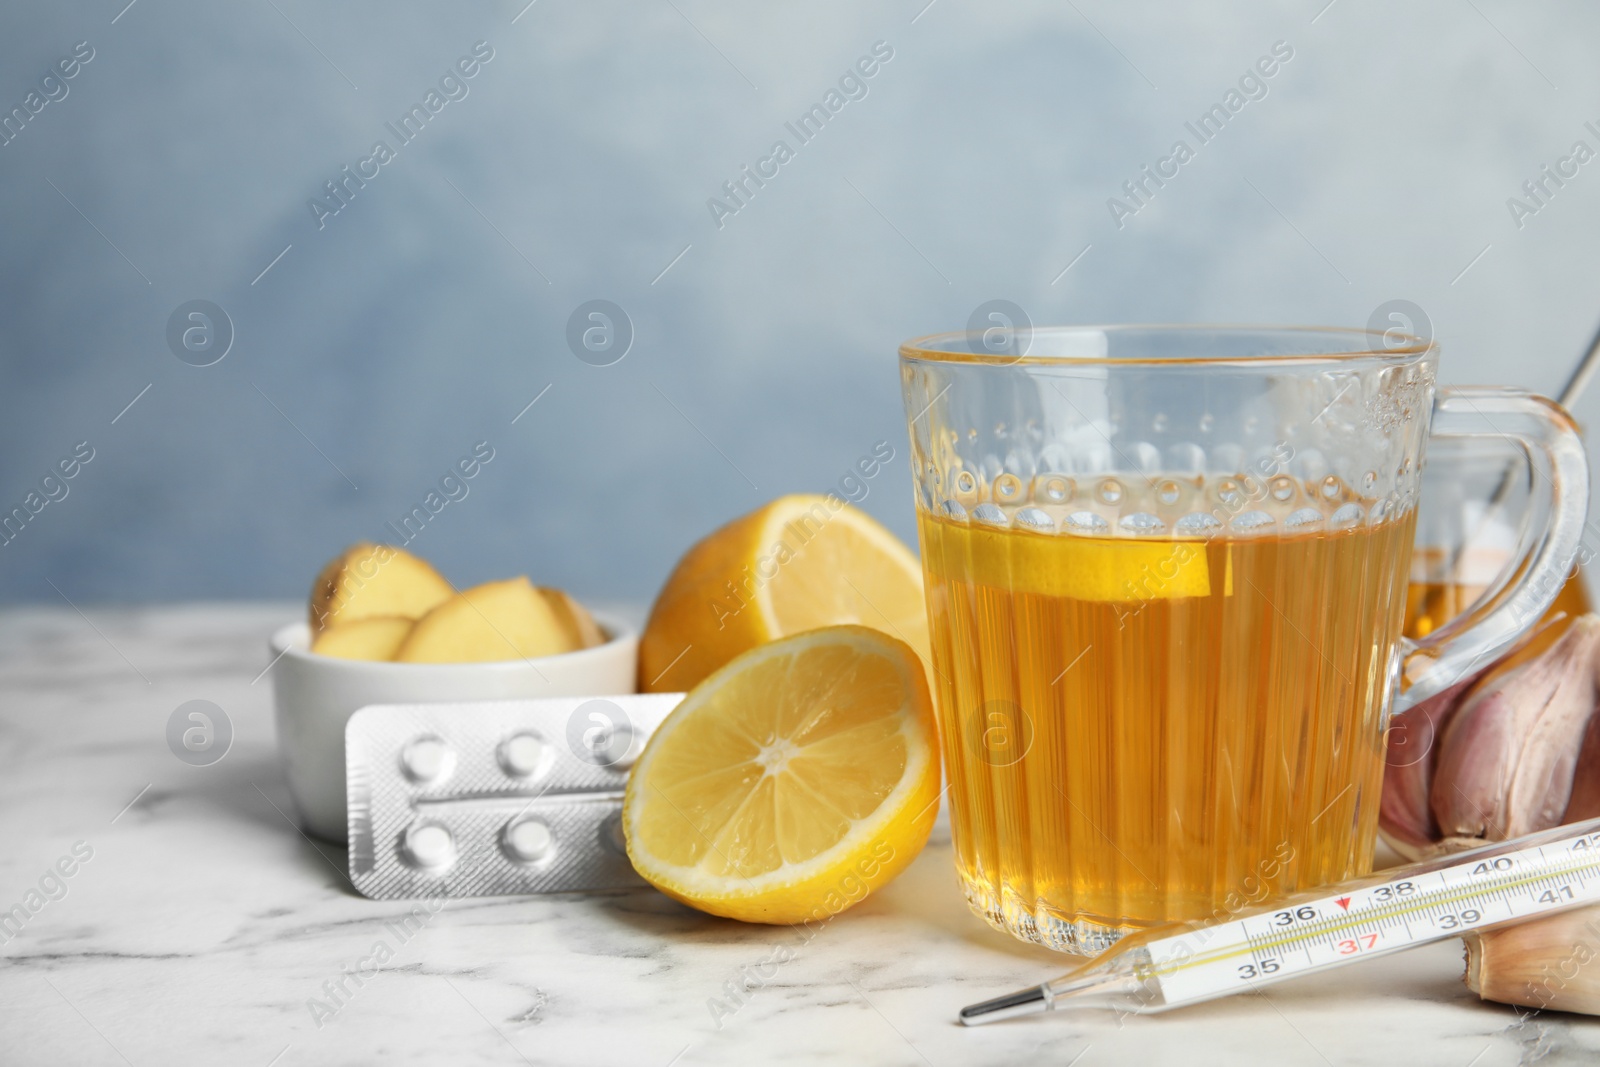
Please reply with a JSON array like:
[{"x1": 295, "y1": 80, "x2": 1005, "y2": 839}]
[
  {"x1": 1379, "y1": 615, "x2": 1600, "y2": 858},
  {"x1": 1377, "y1": 614, "x2": 1600, "y2": 1014},
  {"x1": 1431, "y1": 615, "x2": 1600, "y2": 846},
  {"x1": 1464, "y1": 905, "x2": 1600, "y2": 1014}
]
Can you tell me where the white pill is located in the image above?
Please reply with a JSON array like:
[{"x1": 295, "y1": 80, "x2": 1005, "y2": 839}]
[
  {"x1": 602, "y1": 814, "x2": 627, "y2": 855},
  {"x1": 403, "y1": 823, "x2": 455, "y2": 869},
  {"x1": 607, "y1": 738, "x2": 638, "y2": 772},
  {"x1": 498, "y1": 733, "x2": 549, "y2": 779},
  {"x1": 502, "y1": 818, "x2": 554, "y2": 863},
  {"x1": 401, "y1": 736, "x2": 452, "y2": 783}
]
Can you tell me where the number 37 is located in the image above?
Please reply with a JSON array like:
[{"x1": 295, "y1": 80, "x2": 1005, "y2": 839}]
[{"x1": 1337, "y1": 933, "x2": 1379, "y2": 954}]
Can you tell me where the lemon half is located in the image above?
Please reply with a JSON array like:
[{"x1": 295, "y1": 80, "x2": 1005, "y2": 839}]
[{"x1": 623, "y1": 626, "x2": 940, "y2": 924}]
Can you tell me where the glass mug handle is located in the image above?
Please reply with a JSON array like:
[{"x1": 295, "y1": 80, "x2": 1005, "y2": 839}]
[{"x1": 1394, "y1": 387, "x2": 1590, "y2": 713}]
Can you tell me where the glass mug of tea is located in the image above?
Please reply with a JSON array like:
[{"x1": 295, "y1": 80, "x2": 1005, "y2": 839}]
[{"x1": 899, "y1": 326, "x2": 1588, "y2": 954}]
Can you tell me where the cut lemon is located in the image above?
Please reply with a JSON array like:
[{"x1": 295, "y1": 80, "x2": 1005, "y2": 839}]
[
  {"x1": 623, "y1": 626, "x2": 940, "y2": 924},
  {"x1": 919, "y1": 515, "x2": 1210, "y2": 601},
  {"x1": 638, "y1": 495, "x2": 929, "y2": 693}
]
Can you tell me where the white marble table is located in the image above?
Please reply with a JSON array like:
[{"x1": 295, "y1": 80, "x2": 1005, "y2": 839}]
[{"x1": 2, "y1": 604, "x2": 1596, "y2": 1066}]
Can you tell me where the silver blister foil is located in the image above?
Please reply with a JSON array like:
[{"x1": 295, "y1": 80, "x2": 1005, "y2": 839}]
[{"x1": 345, "y1": 694, "x2": 683, "y2": 900}]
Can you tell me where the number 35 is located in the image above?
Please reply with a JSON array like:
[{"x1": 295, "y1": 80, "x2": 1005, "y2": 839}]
[{"x1": 1237, "y1": 959, "x2": 1281, "y2": 979}]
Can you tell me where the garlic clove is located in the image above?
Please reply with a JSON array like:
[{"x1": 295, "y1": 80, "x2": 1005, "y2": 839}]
[
  {"x1": 1379, "y1": 676, "x2": 1478, "y2": 861},
  {"x1": 1502, "y1": 617, "x2": 1600, "y2": 839},
  {"x1": 1464, "y1": 904, "x2": 1600, "y2": 1015},
  {"x1": 1431, "y1": 616, "x2": 1600, "y2": 843},
  {"x1": 1562, "y1": 702, "x2": 1600, "y2": 824},
  {"x1": 1430, "y1": 686, "x2": 1520, "y2": 844}
]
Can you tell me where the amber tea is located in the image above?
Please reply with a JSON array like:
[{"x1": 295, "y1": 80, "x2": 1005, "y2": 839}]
[
  {"x1": 919, "y1": 504, "x2": 1416, "y2": 952},
  {"x1": 1405, "y1": 549, "x2": 1591, "y2": 669}
]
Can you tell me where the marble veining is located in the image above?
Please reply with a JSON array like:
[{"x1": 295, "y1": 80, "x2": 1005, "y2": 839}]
[{"x1": 1, "y1": 604, "x2": 1597, "y2": 1065}]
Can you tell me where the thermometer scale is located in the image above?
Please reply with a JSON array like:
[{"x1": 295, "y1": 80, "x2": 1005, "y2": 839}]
[{"x1": 961, "y1": 817, "x2": 1600, "y2": 1023}]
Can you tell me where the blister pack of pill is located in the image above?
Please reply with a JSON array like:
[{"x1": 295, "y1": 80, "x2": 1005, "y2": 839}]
[{"x1": 345, "y1": 694, "x2": 683, "y2": 900}]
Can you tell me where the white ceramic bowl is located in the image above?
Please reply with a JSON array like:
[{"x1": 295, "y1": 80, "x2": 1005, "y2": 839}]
[{"x1": 268, "y1": 614, "x2": 638, "y2": 842}]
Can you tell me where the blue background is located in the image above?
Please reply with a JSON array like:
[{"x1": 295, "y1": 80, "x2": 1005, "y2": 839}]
[{"x1": 3, "y1": 0, "x2": 1599, "y2": 605}]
